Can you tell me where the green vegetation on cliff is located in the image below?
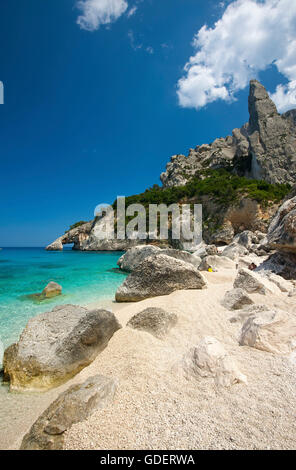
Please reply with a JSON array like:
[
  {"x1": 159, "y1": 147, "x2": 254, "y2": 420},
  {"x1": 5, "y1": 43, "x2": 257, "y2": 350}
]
[
  {"x1": 110, "y1": 170, "x2": 291, "y2": 240},
  {"x1": 119, "y1": 169, "x2": 291, "y2": 209},
  {"x1": 65, "y1": 221, "x2": 88, "y2": 233}
]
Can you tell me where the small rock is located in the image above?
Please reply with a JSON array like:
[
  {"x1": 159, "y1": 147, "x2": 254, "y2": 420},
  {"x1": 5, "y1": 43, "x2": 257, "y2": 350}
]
[
  {"x1": 229, "y1": 304, "x2": 267, "y2": 323},
  {"x1": 288, "y1": 289, "x2": 296, "y2": 297},
  {"x1": 127, "y1": 307, "x2": 178, "y2": 339},
  {"x1": 222, "y1": 243, "x2": 249, "y2": 261},
  {"x1": 239, "y1": 310, "x2": 296, "y2": 355},
  {"x1": 206, "y1": 245, "x2": 219, "y2": 256},
  {"x1": 263, "y1": 272, "x2": 292, "y2": 293},
  {"x1": 194, "y1": 244, "x2": 218, "y2": 258},
  {"x1": 221, "y1": 288, "x2": 254, "y2": 311},
  {"x1": 233, "y1": 268, "x2": 277, "y2": 295},
  {"x1": 20, "y1": 375, "x2": 117, "y2": 450},
  {"x1": 233, "y1": 230, "x2": 258, "y2": 248},
  {"x1": 183, "y1": 337, "x2": 247, "y2": 387},
  {"x1": 42, "y1": 282, "x2": 62, "y2": 299},
  {"x1": 193, "y1": 244, "x2": 207, "y2": 258},
  {"x1": 210, "y1": 222, "x2": 234, "y2": 245}
]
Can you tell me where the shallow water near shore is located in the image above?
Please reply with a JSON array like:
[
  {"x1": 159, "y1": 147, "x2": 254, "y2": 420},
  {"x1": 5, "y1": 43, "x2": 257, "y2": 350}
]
[
  {"x1": 0, "y1": 247, "x2": 127, "y2": 353},
  {"x1": 0, "y1": 247, "x2": 129, "y2": 449}
]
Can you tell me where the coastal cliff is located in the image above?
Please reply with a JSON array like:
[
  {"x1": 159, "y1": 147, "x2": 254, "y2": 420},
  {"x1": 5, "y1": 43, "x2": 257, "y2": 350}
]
[
  {"x1": 46, "y1": 80, "x2": 296, "y2": 252},
  {"x1": 6, "y1": 81, "x2": 296, "y2": 448}
]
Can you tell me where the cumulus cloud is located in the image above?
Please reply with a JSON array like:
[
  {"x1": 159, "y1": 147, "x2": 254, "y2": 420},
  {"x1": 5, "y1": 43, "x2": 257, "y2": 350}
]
[
  {"x1": 76, "y1": 0, "x2": 128, "y2": 31},
  {"x1": 177, "y1": 0, "x2": 296, "y2": 112},
  {"x1": 270, "y1": 81, "x2": 296, "y2": 112}
]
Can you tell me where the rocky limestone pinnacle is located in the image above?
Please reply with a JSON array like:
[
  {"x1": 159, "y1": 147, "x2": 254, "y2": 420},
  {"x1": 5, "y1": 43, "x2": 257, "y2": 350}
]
[
  {"x1": 160, "y1": 79, "x2": 296, "y2": 187},
  {"x1": 248, "y1": 79, "x2": 279, "y2": 133}
]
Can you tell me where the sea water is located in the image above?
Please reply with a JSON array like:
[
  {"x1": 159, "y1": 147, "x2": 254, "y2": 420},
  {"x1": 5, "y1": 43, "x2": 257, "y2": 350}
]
[{"x1": 0, "y1": 247, "x2": 127, "y2": 353}]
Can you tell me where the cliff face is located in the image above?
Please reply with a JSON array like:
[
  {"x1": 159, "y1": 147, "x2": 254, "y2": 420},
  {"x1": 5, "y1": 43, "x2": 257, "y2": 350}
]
[{"x1": 161, "y1": 80, "x2": 296, "y2": 188}]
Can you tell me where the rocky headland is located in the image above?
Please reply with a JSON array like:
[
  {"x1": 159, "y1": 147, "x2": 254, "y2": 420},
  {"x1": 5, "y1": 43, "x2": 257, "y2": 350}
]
[{"x1": 46, "y1": 80, "x2": 295, "y2": 252}]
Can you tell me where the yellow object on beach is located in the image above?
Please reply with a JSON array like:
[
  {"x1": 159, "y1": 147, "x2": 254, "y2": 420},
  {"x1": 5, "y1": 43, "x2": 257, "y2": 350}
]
[{"x1": 208, "y1": 267, "x2": 213, "y2": 272}]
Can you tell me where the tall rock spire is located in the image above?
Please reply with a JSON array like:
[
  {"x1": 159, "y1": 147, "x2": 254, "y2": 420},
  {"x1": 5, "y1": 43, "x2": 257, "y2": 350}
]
[
  {"x1": 247, "y1": 80, "x2": 296, "y2": 184},
  {"x1": 160, "y1": 79, "x2": 296, "y2": 188},
  {"x1": 248, "y1": 79, "x2": 279, "y2": 133}
]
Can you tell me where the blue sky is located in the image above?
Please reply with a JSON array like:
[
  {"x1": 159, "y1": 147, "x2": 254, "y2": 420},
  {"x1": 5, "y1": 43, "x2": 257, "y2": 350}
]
[{"x1": 0, "y1": 0, "x2": 295, "y2": 247}]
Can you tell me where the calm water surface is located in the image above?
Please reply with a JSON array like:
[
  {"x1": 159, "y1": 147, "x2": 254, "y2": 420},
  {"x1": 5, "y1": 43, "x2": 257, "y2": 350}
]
[{"x1": 0, "y1": 248, "x2": 126, "y2": 354}]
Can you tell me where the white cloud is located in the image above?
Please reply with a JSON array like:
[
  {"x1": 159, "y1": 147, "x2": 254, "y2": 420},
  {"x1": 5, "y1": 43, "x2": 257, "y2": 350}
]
[
  {"x1": 127, "y1": 6, "x2": 138, "y2": 17},
  {"x1": 177, "y1": 0, "x2": 296, "y2": 112},
  {"x1": 76, "y1": 0, "x2": 128, "y2": 31},
  {"x1": 270, "y1": 80, "x2": 296, "y2": 112},
  {"x1": 128, "y1": 30, "x2": 142, "y2": 50}
]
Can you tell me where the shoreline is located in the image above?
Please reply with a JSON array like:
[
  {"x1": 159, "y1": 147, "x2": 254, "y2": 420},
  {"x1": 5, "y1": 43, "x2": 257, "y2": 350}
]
[
  {"x1": 84, "y1": 297, "x2": 134, "y2": 314},
  {"x1": 0, "y1": 293, "x2": 130, "y2": 451},
  {"x1": 1, "y1": 269, "x2": 296, "y2": 450},
  {"x1": 0, "y1": 248, "x2": 127, "y2": 352}
]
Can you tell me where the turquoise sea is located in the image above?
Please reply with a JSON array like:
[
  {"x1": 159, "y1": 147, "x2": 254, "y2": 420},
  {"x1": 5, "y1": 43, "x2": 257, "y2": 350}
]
[{"x1": 0, "y1": 248, "x2": 127, "y2": 354}]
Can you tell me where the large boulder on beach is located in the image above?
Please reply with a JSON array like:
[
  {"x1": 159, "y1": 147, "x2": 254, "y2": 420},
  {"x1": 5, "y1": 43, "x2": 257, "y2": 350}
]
[
  {"x1": 262, "y1": 272, "x2": 293, "y2": 293},
  {"x1": 116, "y1": 254, "x2": 207, "y2": 302},
  {"x1": 20, "y1": 375, "x2": 117, "y2": 450},
  {"x1": 233, "y1": 230, "x2": 258, "y2": 249},
  {"x1": 127, "y1": 307, "x2": 178, "y2": 339},
  {"x1": 183, "y1": 336, "x2": 247, "y2": 387},
  {"x1": 210, "y1": 221, "x2": 234, "y2": 245},
  {"x1": 117, "y1": 245, "x2": 201, "y2": 272},
  {"x1": 259, "y1": 192, "x2": 296, "y2": 280},
  {"x1": 117, "y1": 245, "x2": 161, "y2": 272},
  {"x1": 194, "y1": 244, "x2": 218, "y2": 259},
  {"x1": 221, "y1": 288, "x2": 254, "y2": 311},
  {"x1": 267, "y1": 194, "x2": 296, "y2": 253},
  {"x1": 256, "y1": 251, "x2": 296, "y2": 280},
  {"x1": 3, "y1": 305, "x2": 121, "y2": 391},
  {"x1": 233, "y1": 268, "x2": 278, "y2": 295},
  {"x1": 239, "y1": 310, "x2": 296, "y2": 355},
  {"x1": 222, "y1": 242, "x2": 249, "y2": 261},
  {"x1": 160, "y1": 248, "x2": 201, "y2": 269}
]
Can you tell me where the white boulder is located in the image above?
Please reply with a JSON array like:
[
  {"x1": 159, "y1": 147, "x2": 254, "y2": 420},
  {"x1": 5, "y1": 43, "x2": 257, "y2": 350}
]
[{"x1": 183, "y1": 337, "x2": 247, "y2": 387}]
